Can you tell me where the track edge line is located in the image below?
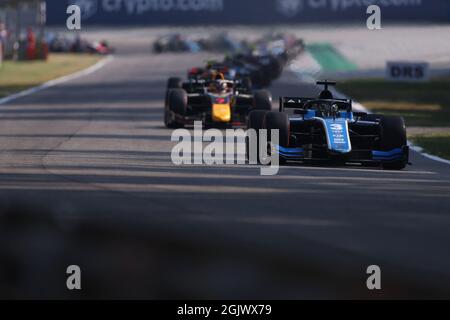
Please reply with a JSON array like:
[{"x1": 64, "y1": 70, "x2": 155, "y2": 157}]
[{"x1": 0, "y1": 55, "x2": 115, "y2": 106}]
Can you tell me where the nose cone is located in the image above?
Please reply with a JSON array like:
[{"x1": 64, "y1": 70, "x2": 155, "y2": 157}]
[
  {"x1": 322, "y1": 118, "x2": 352, "y2": 154},
  {"x1": 212, "y1": 104, "x2": 231, "y2": 122}
]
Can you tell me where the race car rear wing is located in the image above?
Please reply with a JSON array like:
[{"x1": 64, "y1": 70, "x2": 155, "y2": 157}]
[{"x1": 278, "y1": 97, "x2": 352, "y2": 112}]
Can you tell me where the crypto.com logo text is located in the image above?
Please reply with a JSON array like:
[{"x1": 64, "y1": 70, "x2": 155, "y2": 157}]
[
  {"x1": 70, "y1": 0, "x2": 99, "y2": 19},
  {"x1": 170, "y1": 122, "x2": 280, "y2": 176},
  {"x1": 276, "y1": 0, "x2": 421, "y2": 17},
  {"x1": 276, "y1": 0, "x2": 303, "y2": 18}
]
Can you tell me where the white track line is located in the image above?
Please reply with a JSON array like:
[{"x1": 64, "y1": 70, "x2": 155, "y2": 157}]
[
  {"x1": 0, "y1": 55, "x2": 115, "y2": 106},
  {"x1": 409, "y1": 143, "x2": 450, "y2": 165}
]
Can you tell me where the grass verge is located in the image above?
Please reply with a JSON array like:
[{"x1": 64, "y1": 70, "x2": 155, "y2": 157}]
[
  {"x1": 411, "y1": 133, "x2": 450, "y2": 160},
  {"x1": 306, "y1": 43, "x2": 358, "y2": 72},
  {"x1": 0, "y1": 53, "x2": 103, "y2": 98},
  {"x1": 339, "y1": 78, "x2": 450, "y2": 160}
]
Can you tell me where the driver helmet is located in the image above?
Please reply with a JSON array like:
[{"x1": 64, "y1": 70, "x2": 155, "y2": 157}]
[
  {"x1": 331, "y1": 103, "x2": 339, "y2": 113},
  {"x1": 215, "y1": 80, "x2": 228, "y2": 94},
  {"x1": 319, "y1": 89, "x2": 333, "y2": 99}
]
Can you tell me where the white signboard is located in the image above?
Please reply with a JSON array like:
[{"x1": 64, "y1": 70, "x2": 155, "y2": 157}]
[{"x1": 386, "y1": 61, "x2": 429, "y2": 82}]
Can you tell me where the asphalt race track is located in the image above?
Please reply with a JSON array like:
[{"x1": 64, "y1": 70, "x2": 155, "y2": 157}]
[{"x1": 1, "y1": 36, "x2": 450, "y2": 299}]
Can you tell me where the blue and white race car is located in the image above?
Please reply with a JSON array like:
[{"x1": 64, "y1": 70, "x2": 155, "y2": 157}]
[{"x1": 247, "y1": 81, "x2": 409, "y2": 170}]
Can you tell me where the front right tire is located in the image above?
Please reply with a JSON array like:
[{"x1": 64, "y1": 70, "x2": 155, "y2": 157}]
[
  {"x1": 379, "y1": 115, "x2": 408, "y2": 170},
  {"x1": 165, "y1": 89, "x2": 187, "y2": 128},
  {"x1": 264, "y1": 111, "x2": 290, "y2": 165},
  {"x1": 246, "y1": 110, "x2": 268, "y2": 163}
]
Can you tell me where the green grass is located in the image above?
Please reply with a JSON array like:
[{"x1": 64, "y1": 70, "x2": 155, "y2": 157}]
[
  {"x1": 411, "y1": 133, "x2": 450, "y2": 160},
  {"x1": 339, "y1": 78, "x2": 450, "y2": 160},
  {"x1": 339, "y1": 78, "x2": 450, "y2": 127},
  {"x1": 0, "y1": 53, "x2": 103, "y2": 98},
  {"x1": 306, "y1": 43, "x2": 358, "y2": 72}
]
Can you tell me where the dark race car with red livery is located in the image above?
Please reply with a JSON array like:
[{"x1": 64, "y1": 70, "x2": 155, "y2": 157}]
[{"x1": 164, "y1": 74, "x2": 276, "y2": 128}]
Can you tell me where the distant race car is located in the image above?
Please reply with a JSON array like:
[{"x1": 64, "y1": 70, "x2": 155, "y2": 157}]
[
  {"x1": 247, "y1": 81, "x2": 409, "y2": 170},
  {"x1": 153, "y1": 34, "x2": 200, "y2": 53},
  {"x1": 164, "y1": 74, "x2": 275, "y2": 128}
]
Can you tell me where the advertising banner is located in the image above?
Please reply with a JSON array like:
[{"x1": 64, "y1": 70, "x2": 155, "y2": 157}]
[{"x1": 45, "y1": 0, "x2": 450, "y2": 26}]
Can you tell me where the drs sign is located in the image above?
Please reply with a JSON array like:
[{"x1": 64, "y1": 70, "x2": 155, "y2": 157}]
[{"x1": 386, "y1": 61, "x2": 429, "y2": 82}]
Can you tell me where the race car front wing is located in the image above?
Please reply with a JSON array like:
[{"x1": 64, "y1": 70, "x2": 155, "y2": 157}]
[{"x1": 275, "y1": 145, "x2": 409, "y2": 165}]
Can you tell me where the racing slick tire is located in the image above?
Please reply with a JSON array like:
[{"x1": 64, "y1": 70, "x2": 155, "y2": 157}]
[
  {"x1": 379, "y1": 115, "x2": 408, "y2": 170},
  {"x1": 253, "y1": 90, "x2": 274, "y2": 111},
  {"x1": 165, "y1": 89, "x2": 187, "y2": 128},
  {"x1": 251, "y1": 70, "x2": 266, "y2": 88},
  {"x1": 361, "y1": 113, "x2": 383, "y2": 122},
  {"x1": 165, "y1": 77, "x2": 183, "y2": 113},
  {"x1": 167, "y1": 77, "x2": 183, "y2": 89},
  {"x1": 264, "y1": 111, "x2": 290, "y2": 165},
  {"x1": 241, "y1": 77, "x2": 252, "y2": 92},
  {"x1": 268, "y1": 56, "x2": 283, "y2": 80},
  {"x1": 246, "y1": 110, "x2": 268, "y2": 163}
]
